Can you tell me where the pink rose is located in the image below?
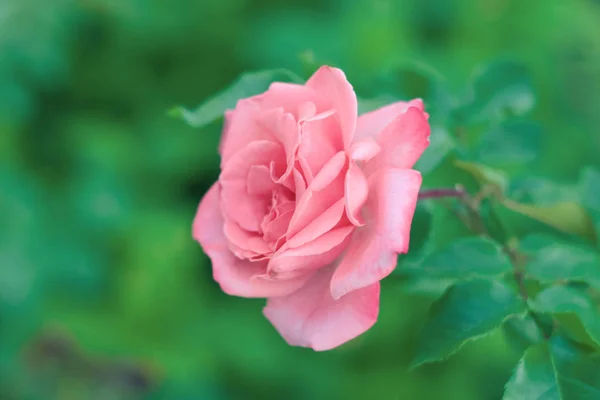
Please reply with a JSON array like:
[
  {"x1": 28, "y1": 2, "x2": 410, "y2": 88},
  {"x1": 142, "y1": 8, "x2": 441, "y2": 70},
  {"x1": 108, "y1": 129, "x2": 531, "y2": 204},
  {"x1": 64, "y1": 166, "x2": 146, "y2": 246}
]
[{"x1": 193, "y1": 66, "x2": 430, "y2": 350}]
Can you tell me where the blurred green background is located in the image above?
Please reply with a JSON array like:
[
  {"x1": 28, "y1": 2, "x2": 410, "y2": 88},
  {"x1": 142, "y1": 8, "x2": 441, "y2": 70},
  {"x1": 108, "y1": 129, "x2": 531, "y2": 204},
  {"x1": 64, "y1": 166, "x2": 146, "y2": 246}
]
[{"x1": 1, "y1": 0, "x2": 600, "y2": 399}]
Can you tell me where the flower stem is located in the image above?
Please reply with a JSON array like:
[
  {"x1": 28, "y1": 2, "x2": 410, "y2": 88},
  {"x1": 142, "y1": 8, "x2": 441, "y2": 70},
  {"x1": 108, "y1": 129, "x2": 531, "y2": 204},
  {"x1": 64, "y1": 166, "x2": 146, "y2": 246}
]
[{"x1": 418, "y1": 188, "x2": 465, "y2": 200}]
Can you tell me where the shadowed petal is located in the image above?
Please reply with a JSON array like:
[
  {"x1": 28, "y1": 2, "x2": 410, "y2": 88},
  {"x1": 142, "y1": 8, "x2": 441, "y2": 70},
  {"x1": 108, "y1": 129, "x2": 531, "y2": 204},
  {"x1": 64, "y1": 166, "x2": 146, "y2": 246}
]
[
  {"x1": 344, "y1": 162, "x2": 369, "y2": 226},
  {"x1": 330, "y1": 168, "x2": 422, "y2": 300},
  {"x1": 193, "y1": 184, "x2": 312, "y2": 298},
  {"x1": 264, "y1": 266, "x2": 379, "y2": 351}
]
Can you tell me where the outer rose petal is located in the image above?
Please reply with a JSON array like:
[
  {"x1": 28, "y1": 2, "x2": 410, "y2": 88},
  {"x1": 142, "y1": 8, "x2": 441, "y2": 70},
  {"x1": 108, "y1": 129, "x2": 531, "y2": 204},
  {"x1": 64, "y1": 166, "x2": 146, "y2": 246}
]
[
  {"x1": 193, "y1": 184, "x2": 312, "y2": 298},
  {"x1": 306, "y1": 66, "x2": 357, "y2": 149},
  {"x1": 354, "y1": 98, "x2": 425, "y2": 142},
  {"x1": 263, "y1": 266, "x2": 380, "y2": 351},
  {"x1": 330, "y1": 168, "x2": 422, "y2": 300},
  {"x1": 220, "y1": 100, "x2": 273, "y2": 165},
  {"x1": 258, "y1": 82, "x2": 327, "y2": 115},
  {"x1": 363, "y1": 107, "x2": 430, "y2": 175}
]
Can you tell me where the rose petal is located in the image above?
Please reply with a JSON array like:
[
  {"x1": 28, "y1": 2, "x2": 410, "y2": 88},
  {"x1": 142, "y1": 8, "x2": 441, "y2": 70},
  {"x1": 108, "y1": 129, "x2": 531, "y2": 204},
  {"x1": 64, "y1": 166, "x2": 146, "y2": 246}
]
[
  {"x1": 354, "y1": 98, "x2": 424, "y2": 142},
  {"x1": 193, "y1": 184, "x2": 312, "y2": 298},
  {"x1": 297, "y1": 113, "x2": 343, "y2": 178},
  {"x1": 224, "y1": 220, "x2": 271, "y2": 258},
  {"x1": 286, "y1": 198, "x2": 346, "y2": 248},
  {"x1": 298, "y1": 101, "x2": 317, "y2": 121},
  {"x1": 220, "y1": 141, "x2": 286, "y2": 232},
  {"x1": 349, "y1": 137, "x2": 381, "y2": 162},
  {"x1": 220, "y1": 179, "x2": 269, "y2": 232},
  {"x1": 363, "y1": 107, "x2": 430, "y2": 176},
  {"x1": 220, "y1": 140, "x2": 283, "y2": 181},
  {"x1": 269, "y1": 226, "x2": 354, "y2": 273},
  {"x1": 293, "y1": 167, "x2": 307, "y2": 202},
  {"x1": 306, "y1": 66, "x2": 357, "y2": 149},
  {"x1": 344, "y1": 162, "x2": 369, "y2": 226},
  {"x1": 287, "y1": 151, "x2": 347, "y2": 238},
  {"x1": 263, "y1": 266, "x2": 380, "y2": 351},
  {"x1": 262, "y1": 208, "x2": 294, "y2": 245},
  {"x1": 330, "y1": 168, "x2": 422, "y2": 300},
  {"x1": 258, "y1": 110, "x2": 299, "y2": 183},
  {"x1": 220, "y1": 100, "x2": 276, "y2": 165},
  {"x1": 259, "y1": 82, "x2": 327, "y2": 115},
  {"x1": 247, "y1": 165, "x2": 277, "y2": 195},
  {"x1": 310, "y1": 151, "x2": 347, "y2": 192}
]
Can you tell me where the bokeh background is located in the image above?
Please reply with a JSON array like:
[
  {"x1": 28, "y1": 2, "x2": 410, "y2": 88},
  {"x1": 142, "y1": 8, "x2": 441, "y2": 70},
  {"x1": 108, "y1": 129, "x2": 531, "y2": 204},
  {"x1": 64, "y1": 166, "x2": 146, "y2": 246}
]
[{"x1": 2, "y1": 0, "x2": 600, "y2": 399}]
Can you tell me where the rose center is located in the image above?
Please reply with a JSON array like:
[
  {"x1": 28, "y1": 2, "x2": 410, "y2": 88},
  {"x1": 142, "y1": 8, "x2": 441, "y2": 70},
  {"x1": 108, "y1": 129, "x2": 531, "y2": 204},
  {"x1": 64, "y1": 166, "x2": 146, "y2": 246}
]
[{"x1": 260, "y1": 186, "x2": 295, "y2": 250}]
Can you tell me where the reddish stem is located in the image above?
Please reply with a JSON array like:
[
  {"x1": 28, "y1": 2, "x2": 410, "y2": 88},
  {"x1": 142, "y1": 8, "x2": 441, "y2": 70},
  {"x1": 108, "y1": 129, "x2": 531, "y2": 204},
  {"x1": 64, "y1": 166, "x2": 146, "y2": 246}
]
[{"x1": 418, "y1": 188, "x2": 465, "y2": 200}]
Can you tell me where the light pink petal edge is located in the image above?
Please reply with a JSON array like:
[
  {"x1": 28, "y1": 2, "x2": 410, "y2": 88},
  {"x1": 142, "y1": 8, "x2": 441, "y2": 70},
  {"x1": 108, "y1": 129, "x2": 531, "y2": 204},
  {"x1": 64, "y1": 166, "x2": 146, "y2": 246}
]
[
  {"x1": 192, "y1": 183, "x2": 311, "y2": 298},
  {"x1": 330, "y1": 168, "x2": 422, "y2": 300},
  {"x1": 264, "y1": 266, "x2": 380, "y2": 351}
]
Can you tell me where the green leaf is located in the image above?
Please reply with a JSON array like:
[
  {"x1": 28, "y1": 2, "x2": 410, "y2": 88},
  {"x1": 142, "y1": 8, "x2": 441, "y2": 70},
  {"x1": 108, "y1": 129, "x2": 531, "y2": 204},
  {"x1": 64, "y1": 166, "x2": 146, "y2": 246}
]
[
  {"x1": 503, "y1": 200, "x2": 597, "y2": 242},
  {"x1": 504, "y1": 337, "x2": 600, "y2": 400},
  {"x1": 371, "y1": 61, "x2": 447, "y2": 100},
  {"x1": 454, "y1": 160, "x2": 508, "y2": 194},
  {"x1": 579, "y1": 167, "x2": 600, "y2": 238},
  {"x1": 502, "y1": 313, "x2": 545, "y2": 354},
  {"x1": 550, "y1": 335, "x2": 600, "y2": 398},
  {"x1": 509, "y1": 178, "x2": 579, "y2": 205},
  {"x1": 464, "y1": 59, "x2": 535, "y2": 123},
  {"x1": 363, "y1": 60, "x2": 454, "y2": 122},
  {"x1": 480, "y1": 198, "x2": 510, "y2": 244},
  {"x1": 411, "y1": 279, "x2": 525, "y2": 367},
  {"x1": 477, "y1": 119, "x2": 542, "y2": 168},
  {"x1": 530, "y1": 285, "x2": 600, "y2": 348},
  {"x1": 580, "y1": 167, "x2": 600, "y2": 212},
  {"x1": 407, "y1": 203, "x2": 433, "y2": 255},
  {"x1": 503, "y1": 343, "x2": 560, "y2": 400},
  {"x1": 520, "y1": 235, "x2": 600, "y2": 289},
  {"x1": 169, "y1": 69, "x2": 303, "y2": 128},
  {"x1": 420, "y1": 236, "x2": 512, "y2": 279},
  {"x1": 415, "y1": 126, "x2": 456, "y2": 175}
]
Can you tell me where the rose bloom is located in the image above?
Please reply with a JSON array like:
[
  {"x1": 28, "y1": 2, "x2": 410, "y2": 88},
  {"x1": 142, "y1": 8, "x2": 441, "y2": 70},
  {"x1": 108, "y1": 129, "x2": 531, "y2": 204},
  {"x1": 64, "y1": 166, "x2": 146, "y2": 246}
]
[{"x1": 193, "y1": 66, "x2": 430, "y2": 350}]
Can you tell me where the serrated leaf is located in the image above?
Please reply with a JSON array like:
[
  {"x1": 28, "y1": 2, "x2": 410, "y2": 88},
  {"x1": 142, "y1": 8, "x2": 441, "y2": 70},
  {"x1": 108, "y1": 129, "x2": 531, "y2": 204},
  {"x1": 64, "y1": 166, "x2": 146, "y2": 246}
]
[
  {"x1": 530, "y1": 285, "x2": 600, "y2": 348},
  {"x1": 520, "y1": 235, "x2": 600, "y2": 289},
  {"x1": 502, "y1": 313, "x2": 544, "y2": 354},
  {"x1": 170, "y1": 69, "x2": 303, "y2": 128},
  {"x1": 420, "y1": 236, "x2": 512, "y2": 279},
  {"x1": 411, "y1": 279, "x2": 525, "y2": 367},
  {"x1": 454, "y1": 160, "x2": 508, "y2": 193},
  {"x1": 503, "y1": 200, "x2": 597, "y2": 242},
  {"x1": 466, "y1": 59, "x2": 535, "y2": 123},
  {"x1": 550, "y1": 335, "x2": 600, "y2": 398},
  {"x1": 477, "y1": 119, "x2": 542, "y2": 168},
  {"x1": 504, "y1": 337, "x2": 600, "y2": 400},
  {"x1": 503, "y1": 343, "x2": 560, "y2": 400}
]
